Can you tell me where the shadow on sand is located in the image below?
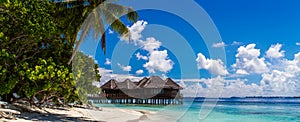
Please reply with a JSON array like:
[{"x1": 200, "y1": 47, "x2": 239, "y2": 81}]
[{"x1": 18, "y1": 111, "x2": 105, "y2": 122}]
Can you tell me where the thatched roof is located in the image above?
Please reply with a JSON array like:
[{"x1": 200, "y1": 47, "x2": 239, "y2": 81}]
[
  {"x1": 116, "y1": 79, "x2": 138, "y2": 89},
  {"x1": 141, "y1": 76, "x2": 166, "y2": 89},
  {"x1": 137, "y1": 77, "x2": 149, "y2": 88},
  {"x1": 101, "y1": 79, "x2": 117, "y2": 89},
  {"x1": 100, "y1": 76, "x2": 182, "y2": 90},
  {"x1": 165, "y1": 78, "x2": 183, "y2": 90}
]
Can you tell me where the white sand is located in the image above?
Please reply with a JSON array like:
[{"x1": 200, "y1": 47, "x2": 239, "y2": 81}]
[{"x1": 0, "y1": 107, "x2": 165, "y2": 122}]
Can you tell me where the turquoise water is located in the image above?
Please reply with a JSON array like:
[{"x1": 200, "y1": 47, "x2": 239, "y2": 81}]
[{"x1": 96, "y1": 98, "x2": 300, "y2": 121}]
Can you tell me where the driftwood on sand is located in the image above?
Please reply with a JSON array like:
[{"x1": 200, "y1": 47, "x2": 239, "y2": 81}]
[{"x1": 0, "y1": 101, "x2": 21, "y2": 120}]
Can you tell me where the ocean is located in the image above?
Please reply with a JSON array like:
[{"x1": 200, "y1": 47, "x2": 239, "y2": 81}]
[{"x1": 96, "y1": 97, "x2": 300, "y2": 121}]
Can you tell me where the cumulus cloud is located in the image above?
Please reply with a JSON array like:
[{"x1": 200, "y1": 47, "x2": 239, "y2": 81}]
[
  {"x1": 121, "y1": 21, "x2": 174, "y2": 74},
  {"x1": 232, "y1": 44, "x2": 268, "y2": 75},
  {"x1": 212, "y1": 42, "x2": 226, "y2": 48},
  {"x1": 143, "y1": 50, "x2": 174, "y2": 73},
  {"x1": 196, "y1": 53, "x2": 228, "y2": 75},
  {"x1": 177, "y1": 71, "x2": 299, "y2": 98},
  {"x1": 117, "y1": 63, "x2": 132, "y2": 72},
  {"x1": 261, "y1": 70, "x2": 295, "y2": 94},
  {"x1": 178, "y1": 77, "x2": 262, "y2": 97},
  {"x1": 259, "y1": 51, "x2": 300, "y2": 96},
  {"x1": 236, "y1": 69, "x2": 249, "y2": 75},
  {"x1": 120, "y1": 20, "x2": 148, "y2": 44},
  {"x1": 97, "y1": 68, "x2": 113, "y2": 84},
  {"x1": 179, "y1": 81, "x2": 203, "y2": 97},
  {"x1": 284, "y1": 52, "x2": 300, "y2": 78},
  {"x1": 104, "y1": 58, "x2": 111, "y2": 65},
  {"x1": 141, "y1": 37, "x2": 162, "y2": 52},
  {"x1": 135, "y1": 52, "x2": 148, "y2": 60},
  {"x1": 136, "y1": 70, "x2": 144, "y2": 75},
  {"x1": 266, "y1": 44, "x2": 285, "y2": 59},
  {"x1": 296, "y1": 42, "x2": 300, "y2": 46},
  {"x1": 295, "y1": 52, "x2": 300, "y2": 67},
  {"x1": 221, "y1": 79, "x2": 263, "y2": 97}
]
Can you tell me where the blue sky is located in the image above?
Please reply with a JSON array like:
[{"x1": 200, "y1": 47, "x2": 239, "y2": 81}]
[{"x1": 80, "y1": 0, "x2": 300, "y2": 97}]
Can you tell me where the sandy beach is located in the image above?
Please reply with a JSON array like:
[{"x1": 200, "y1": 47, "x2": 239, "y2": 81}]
[{"x1": 0, "y1": 106, "x2": 159, "y2": 122}]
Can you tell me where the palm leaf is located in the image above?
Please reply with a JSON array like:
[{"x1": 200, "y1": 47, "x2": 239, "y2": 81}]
[
  {"x1": 67, "y1": 11, "x2": 94, "y2": 64},
  {"x1": 92, "y1": 9, "x2": 106, "y2": 54},
  {"x1": 127, "y1": 7, "x2": 138, "y2": 23},
  {"x1": 64, "y1": 0, "x2": 138, "y2": 64},
  {"x1": 100, "y1": 7, "x2": 128, "y2": 35}
]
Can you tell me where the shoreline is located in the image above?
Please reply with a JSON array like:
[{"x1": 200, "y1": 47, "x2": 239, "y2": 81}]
[{"x1": 0, "y1": 106, "x2": 157, "y2": 122}]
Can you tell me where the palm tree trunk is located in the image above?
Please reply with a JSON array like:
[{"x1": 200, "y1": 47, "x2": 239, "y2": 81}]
[{"x1": 67, "y1": 20, "x2": 92, "y2": 64}]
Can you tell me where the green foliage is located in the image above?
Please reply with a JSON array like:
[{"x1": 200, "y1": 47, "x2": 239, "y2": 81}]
[
  {"x1": 73, "y1": 52, "x2": 101, "y2": 103},
  {"x1": 0, "y1": 0, "x2": 136, "y2": 106},
  {"x1": 0, "y1": 0, "x2": 79, "y2": 104}
]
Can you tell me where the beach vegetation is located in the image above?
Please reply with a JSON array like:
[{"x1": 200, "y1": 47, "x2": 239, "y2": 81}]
[{"x1": 0, "y1": 0, "x2": 136, "y2": 107}]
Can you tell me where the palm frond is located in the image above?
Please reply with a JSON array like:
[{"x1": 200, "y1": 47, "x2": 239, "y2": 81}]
[
  {"x1": 91, "y1": 8, "x2": 106, "y2": 53},
  {"x1": 67, "y1": 11, "x2": 94, "y2": 64},
  {"x1": 100, "y1": 8, "x2": 128, "y2": 35},
  {"x1": 64, "y1": 0, "x2": 138, "y2": 64},
  {"x1": 101, "y1": 3, "x2": 138, "y2": 22},
  {"x1": 103, "y1": 3, "x2": 127, "y2": 17},
  {"x1": 127, "y1": 7, "x2": 138, "y2": 22}
]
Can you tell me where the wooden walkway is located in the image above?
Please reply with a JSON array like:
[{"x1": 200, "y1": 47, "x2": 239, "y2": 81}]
[{"x1": 88, "y1": 96, "x2": 183, "y2": 105}]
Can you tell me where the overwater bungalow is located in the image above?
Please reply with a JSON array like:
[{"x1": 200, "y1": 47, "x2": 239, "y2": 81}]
[{"x1": 91, "y1": 76, "x2": 183, "y2": 105}]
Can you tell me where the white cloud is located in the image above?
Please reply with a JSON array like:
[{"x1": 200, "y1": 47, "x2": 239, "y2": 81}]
[
  {"x1": 295, "y1": 52, "x2": 300, "y2": 67},
  {"x1": 119, "y1": 21, "x2": 174, "y2": 74},
  {"x1": 221, "y1": 79, "x2": 263, "y2": 97},
  {"x1": 94, "y1": 60, "x2": 98, "y2": 64},
  {"x1": 196, "y1": 53, "x2": 228, "y2": 75},
  {"x1": 236, "y1": 69, "x2": 249, "y2": 75},
  {"x1": 135, "y1": 70, "x2": 144, "y2": 75},
  {"x1": 104, "y1": 58, "x2": 111, "y2": 65},
  {"x1": 88, "y1": 55, "x2": 93, "y2": 58},
  {"x1": 232, "y1": 44, "x2": 268, "y2": 74},
  {"x1": 98, "y1": 68, "x2": 112, "y2": 82},
  {"x1": 117, "y1": 63, "x2": 132, "y2": 72},
  {"x1": 231, "y1": 41, "x2": 243, "y2": 46},
  {"x1": 135, "y1": 52, "x2": 148, "y2": 60},
  {"x1": 119, "y1": 21, "x2": 175, "y2": 74},
  {"x1": 178, "y1": 77, "x2": 263, "y2": 98},
  {"x1": 232, "y1": 44, "x2": 299, "y2": 96},
  {"x1": 212, "y1": 42, "x2": 226, "y2": 48},
  {"x1": 259, "y1": 51, "x2": 300, "y2": 96},
  {"x1": 143, "y1": 50, "x2": 174, "y2": 73},
  {"x1": 97, "y1": 68, "x2": 143, "y2": 85},
  {"x1": 296, "y1": 42, "x2": 300, "y2": 46},
  {"x1": 285, "y1": 52, "x2": 300, "y2": 77},
  {"x1": 266, "y1": 44, "x2": 285, "y2": 59},
  {"x1": 287, "y1": 52, "x2": 300, "y2": 68},
  {"x1": 108, "y1": 29, "x2": 114, "y2": 34},
  {"x1": 175, "y1": 68, "x2": 300, "y2": 97},
  {"x1": 120, "y1": 20, "x2": 148, "y2": 44},
  {"x1": 261, "y1": 70, "x2": 296, "y2": 94},
  {"x1": 141, "y1": 37, "x2": 162, "y2": 52},
  {"x1": 179, "y1": 81, "x2": 203, "y2": 97},
  {"x1": 177, "y1": 77, "x2": 265, "y2": 97}
]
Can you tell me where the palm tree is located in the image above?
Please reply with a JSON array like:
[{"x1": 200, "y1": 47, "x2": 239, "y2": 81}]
[{"x1": 54, "y1": 0, "x2": 138, "y2": 64}]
